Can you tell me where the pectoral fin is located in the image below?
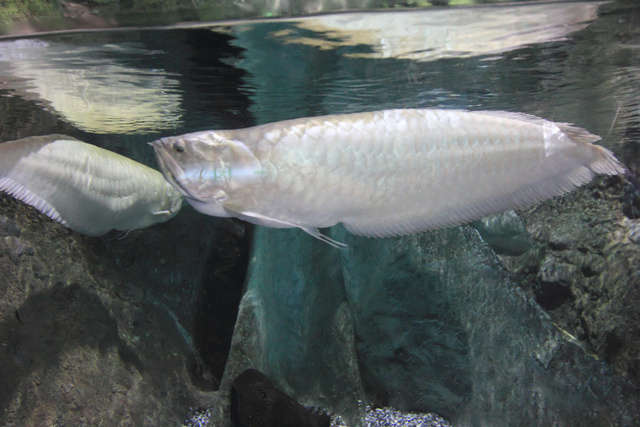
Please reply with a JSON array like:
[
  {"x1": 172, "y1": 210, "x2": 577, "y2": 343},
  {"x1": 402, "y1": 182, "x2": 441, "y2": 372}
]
[
  {"x1": 300, "y1": 226, "x2": 349, "y2": 249},
  {"x1": 224, "y1": 206, "x2": 348, "y2": 249}
]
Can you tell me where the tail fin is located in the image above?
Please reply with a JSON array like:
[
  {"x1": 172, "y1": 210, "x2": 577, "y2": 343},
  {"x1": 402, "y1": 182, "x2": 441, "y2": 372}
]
[
  {"x1": 589, "y1": 145, "x2": 627, "y2": 176},
  {"x1": 557, "y1": 122, "x2": 626, "y2": 176}
]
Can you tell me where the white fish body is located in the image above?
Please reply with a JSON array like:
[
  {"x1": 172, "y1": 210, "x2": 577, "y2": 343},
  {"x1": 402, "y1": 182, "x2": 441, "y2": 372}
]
[
  {"x1": 151, "y1": 109, "x2": 625, "y2": 245},
  {"x1": 0, "y1": 135, "x2": 184, "y2": 236}
]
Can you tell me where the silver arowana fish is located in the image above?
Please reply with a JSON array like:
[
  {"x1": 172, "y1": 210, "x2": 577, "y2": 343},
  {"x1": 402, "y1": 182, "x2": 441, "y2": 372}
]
[
  {"x1": 151, "y1": 109, "x2": 625, "y2": 247},
  {"x1": 0, "y1": 135, "x2": 184, "y2": 236}
]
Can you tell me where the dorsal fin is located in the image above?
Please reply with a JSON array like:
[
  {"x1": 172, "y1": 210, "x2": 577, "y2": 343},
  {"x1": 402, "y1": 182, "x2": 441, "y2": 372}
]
[{"x1": 472, "y1": 110, "x2": 602, "y2": 144}]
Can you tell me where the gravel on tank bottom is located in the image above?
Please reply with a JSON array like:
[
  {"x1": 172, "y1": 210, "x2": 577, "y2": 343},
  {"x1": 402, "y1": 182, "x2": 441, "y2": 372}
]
[{"x1": 182, "y1": 406, "x2": 452, "y2": 427}]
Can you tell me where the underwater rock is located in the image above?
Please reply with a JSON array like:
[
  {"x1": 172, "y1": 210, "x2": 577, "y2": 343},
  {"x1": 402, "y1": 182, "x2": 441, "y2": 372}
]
[
  {"x1": 499, "y1": 175, "x2": 640, "y2": 385},
  {"x1": 346, "y1": 226, "x2": 639, "y2": 425},
  {"x1": 2, "y1": 236, "x2": 26, "y2": 264},
  {"x1": 207, "y1": 227, "x2": 366, "y2": 427},
  {"x1": 211, "y1": 220, "x2": 639, "y2": 426},
  {"x1": 0, "y1": 192, "x2": 237, "y2": 426},
  {"x1": 230, "y1": 369, "x2": 330, "y2": 427},
  {"x1": 473, "y1": 210, "x2": 535, "y2": 256},
  {"x1": 0, "y1": 216, "x2": 20, "y2": 238}
]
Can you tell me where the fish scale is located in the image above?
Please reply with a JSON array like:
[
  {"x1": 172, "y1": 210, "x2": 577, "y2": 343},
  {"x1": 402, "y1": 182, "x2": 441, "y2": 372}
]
[{"x1": 152, "y1": 108, "x2": 625, "y2": 245}]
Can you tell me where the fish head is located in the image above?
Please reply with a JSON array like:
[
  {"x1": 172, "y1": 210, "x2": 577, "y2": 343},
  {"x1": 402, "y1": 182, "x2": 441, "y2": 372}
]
[{"x1": 151, "y1": 130, "x2": 264, "y2": 208}]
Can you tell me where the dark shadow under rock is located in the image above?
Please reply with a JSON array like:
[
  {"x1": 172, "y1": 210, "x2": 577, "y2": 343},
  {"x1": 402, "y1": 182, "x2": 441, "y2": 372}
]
[
  {"x1": 189, "y1": 220, "x2": 252, "y2": 391},
  {"x1": 0, "y1": 283, "x2": 132, "y2": 412},
  {"x1": 231, "y1": 369, "x2": 330, "y2": 427}
]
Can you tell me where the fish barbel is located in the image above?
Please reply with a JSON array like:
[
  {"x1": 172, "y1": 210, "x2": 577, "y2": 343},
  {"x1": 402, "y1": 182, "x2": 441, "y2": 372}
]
[
  {"x1": 151, "y1": 109, "x2": 625, "y2": 246},
  {"x1": 0, "y1": 135, "x2": 184, "y2": 236}
]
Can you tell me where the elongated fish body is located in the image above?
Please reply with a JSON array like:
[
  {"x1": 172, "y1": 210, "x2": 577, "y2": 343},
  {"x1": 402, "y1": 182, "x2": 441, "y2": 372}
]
[
  {"x1": 152, "y1": 109, "x2": 625, "y2": 243},
  {"x1": 0, "y1": 135, "x2": 184, "y2": 236}
]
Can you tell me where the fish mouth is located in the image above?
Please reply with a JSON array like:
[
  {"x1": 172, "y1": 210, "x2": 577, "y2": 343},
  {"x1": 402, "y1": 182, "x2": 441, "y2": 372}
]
[{"x1": 150, "y1": 139, "x2": 205, "y2": 203}]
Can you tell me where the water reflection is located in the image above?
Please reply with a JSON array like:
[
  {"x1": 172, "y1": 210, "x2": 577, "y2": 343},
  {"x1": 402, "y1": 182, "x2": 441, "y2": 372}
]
[
  {"x1": 271, "y1": 2, "x2": 602, "y2": 61},
  {"x1": 221, "y1": 0, "x2": 637, "y2": 174},
  {"x1": 0, "y1": 38, "x2": 183, "y2": 134}
]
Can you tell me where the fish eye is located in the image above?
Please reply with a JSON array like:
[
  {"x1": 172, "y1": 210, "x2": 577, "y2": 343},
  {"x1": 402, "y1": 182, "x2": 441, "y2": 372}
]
[{"x1": 173, "y1": 141, "x2": 185, "y2": 153}]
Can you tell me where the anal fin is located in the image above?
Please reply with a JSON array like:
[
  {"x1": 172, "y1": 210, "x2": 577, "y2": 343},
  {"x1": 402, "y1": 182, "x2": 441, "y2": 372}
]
[{"x1": 224, "y1": 206, "x2": 348, "y2": 249}]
